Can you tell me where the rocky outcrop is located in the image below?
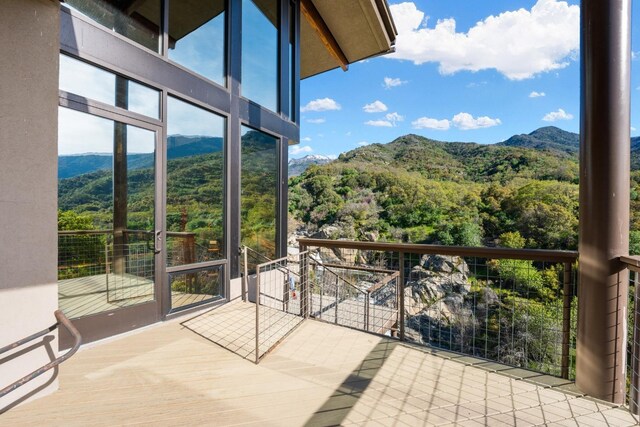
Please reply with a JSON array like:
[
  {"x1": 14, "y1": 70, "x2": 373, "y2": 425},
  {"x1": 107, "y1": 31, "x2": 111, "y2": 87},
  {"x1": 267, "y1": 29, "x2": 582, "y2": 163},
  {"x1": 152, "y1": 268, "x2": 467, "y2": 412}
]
[
  {"x1": 404, "y1": 254, "x2": 471, "y2": 321},
  {"x1": 403, "y1": 254, "x2": 503, "y2": 348}
]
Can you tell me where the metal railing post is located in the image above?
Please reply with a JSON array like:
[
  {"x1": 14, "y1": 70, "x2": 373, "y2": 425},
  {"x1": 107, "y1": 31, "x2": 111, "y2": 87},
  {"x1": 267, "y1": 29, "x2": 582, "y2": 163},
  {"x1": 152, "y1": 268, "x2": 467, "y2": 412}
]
[
  {"x1": 319, "y1": 270, "x2": 324, "y2": 320},
  {"x1": 255, "y1": 266, "x2": 261, "y2": 364},
  {"x1": 334, "y1": 276, "x2": 339, "y2": 324},
  {"x1": 631, "y1": 270, "x2": 640, "y2": 414},
  {"x1": 243, "y1": 246, "x2": 248, "y2": 302},
  {"x1": 561, "y1": 262, "x2": 572, "y2": 379},
  {"x1": 399, "y1": 251, "x2": 405, "y2": 341},
  {"x1": 365, "y1": 291, "x2": 370, "y2": 332},
  {"x1": 300, "y1": 245, "x2": 309, "y2": 318}
]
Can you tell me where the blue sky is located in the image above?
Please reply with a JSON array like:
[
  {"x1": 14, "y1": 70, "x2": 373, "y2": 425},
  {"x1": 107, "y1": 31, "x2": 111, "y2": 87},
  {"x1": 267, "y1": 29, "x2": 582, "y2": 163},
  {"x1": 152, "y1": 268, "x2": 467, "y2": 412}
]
[{"x1": 294, "y1": 0, "x2": 640, "y2": 158}]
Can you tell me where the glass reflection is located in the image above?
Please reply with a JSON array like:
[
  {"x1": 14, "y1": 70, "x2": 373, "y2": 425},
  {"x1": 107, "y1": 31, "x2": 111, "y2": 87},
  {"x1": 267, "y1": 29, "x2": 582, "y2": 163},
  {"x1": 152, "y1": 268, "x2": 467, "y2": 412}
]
[
  {"x1": 58, "y1": 107, "x2": 156, "y2": 319},
  {"x1": 166, "y1": 97, "x2": 225, "y2": 267},
  {"x1": 241, "y1": 126, "x2": 278, "y2": 260},
  {"x1": 170, "y1": 266, "x2": 223, "y2": 310},
  {"x1": 242, "y1": 0, "x2": 278, "y2": 112},
  {"x1": 288, "y1": 2, "x2": 295, "y2": 120},
  {"x1": 63, "y1": 0, "x2": 161, "y2": 53},
  {"x1": 169, "y1": 0, "x2": 226, "y2": 86},
  {"x1": 59, "y1": 54, "x2": 160, "y2": 119}
]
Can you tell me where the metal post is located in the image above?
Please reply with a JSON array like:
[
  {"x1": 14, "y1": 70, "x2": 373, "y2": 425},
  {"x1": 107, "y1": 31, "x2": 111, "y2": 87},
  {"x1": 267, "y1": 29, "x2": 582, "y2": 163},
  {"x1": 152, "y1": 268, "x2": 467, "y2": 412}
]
[
  {"x1": 319, "y1": 269, "x2": 323, "y2": 320},
  {"x1": 561, "y1": 262, "x2": 572, "y2": 379},
  {"x1": 365, "y1": 291, "x2": 370, "y2": 332},
  {"x1": 334, "y1": 276, "x2": 339, "y2": 324},
  {"x1": 399, "y1": 251, "x2": 405, "y2": 341},
  {"x1": 243, "y1": 247, "x2": 248, "y2": 302},
  {"x1": 300, "y1": 244, "x2": 309, "y2": 318},
  {"x1": 577, "y1": 0, "x2": 632, "y2": 404},
  {"x1": 255, "y1": 266, "x2": 260, "y2": 364},
  {"x1": 631, "y1": 271, "x2": 640, "y2": 414}
]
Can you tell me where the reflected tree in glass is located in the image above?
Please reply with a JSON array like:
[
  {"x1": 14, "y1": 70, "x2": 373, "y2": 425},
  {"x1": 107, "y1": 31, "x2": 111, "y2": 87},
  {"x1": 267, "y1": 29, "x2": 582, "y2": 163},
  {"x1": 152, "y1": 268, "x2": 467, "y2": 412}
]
[
  {"x1": 57, "y1": 107, "x2": 157, "y2": 319},
  {"x1": 166, "y1": 97, "x2": 226, "y2": 267},
  {"x1": 241, "y1": 126, "x2": 278, "y2": 260}
]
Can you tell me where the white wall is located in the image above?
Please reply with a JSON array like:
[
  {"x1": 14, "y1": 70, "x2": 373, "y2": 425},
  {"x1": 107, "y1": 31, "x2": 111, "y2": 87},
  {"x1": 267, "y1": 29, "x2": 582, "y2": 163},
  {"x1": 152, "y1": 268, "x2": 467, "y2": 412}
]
[{"x1": 0, "y1": 0, "x2": 60, "y2": 412}]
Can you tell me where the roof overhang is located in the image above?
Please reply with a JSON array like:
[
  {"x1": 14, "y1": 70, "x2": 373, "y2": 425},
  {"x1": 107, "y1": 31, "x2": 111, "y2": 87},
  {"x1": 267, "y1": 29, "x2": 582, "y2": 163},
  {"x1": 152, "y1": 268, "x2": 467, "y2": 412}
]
[{"x1": 300, "y1": 0, "x2": 397, "y2": 79}]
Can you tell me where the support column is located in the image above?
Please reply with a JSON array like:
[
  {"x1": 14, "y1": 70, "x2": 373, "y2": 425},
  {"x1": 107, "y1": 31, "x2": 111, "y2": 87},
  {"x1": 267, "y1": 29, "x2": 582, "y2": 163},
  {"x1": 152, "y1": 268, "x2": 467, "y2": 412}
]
[{"x1": 577, "y1": 0, "x2": 632, "y2": 404}]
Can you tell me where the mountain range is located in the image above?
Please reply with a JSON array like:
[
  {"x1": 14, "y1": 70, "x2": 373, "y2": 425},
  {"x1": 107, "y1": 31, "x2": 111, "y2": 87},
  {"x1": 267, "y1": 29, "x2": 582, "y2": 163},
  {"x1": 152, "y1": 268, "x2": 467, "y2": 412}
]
[
  {"x1": 289, "y1": 126, "x2": 640, "y2": 178},
  {"x1": 59, "y1": 135, "x2": 223, "y2": 179}
]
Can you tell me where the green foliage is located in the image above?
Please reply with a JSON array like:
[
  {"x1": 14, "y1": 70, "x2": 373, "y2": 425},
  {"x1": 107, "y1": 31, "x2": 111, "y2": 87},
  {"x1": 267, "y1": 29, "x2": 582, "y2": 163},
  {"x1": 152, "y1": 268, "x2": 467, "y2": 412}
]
[{"x1": 289, "y1": 133, "x2": 584, "y2": 250}]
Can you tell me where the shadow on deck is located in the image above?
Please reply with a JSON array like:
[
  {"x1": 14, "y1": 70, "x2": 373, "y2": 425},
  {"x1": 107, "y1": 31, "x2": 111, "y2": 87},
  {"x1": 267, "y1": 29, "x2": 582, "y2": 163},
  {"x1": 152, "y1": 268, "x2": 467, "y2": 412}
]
[{"x1": 1, "y1": 305, "x2": 638, "y2": 426}]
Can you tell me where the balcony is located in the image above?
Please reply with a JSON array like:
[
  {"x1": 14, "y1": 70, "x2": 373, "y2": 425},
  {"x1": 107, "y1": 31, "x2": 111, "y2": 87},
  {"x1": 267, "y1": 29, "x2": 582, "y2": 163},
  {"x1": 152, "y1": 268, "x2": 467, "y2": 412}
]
[
  {"x1": 3, "y1": 240, "x2": 640, "y2": 425},
  {"x1": 0, "y1": 306, "x2": 637, "y2": 426}
]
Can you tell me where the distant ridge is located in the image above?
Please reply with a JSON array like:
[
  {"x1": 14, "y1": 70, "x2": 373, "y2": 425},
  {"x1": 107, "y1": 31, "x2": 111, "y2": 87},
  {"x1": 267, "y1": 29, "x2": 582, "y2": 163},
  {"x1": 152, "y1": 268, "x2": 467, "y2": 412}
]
[
  {"x1": 58, "y1": 135, "x2": 223, "y2": 179},
  {"x1": 497, "y1": 126, "x2": 579, "y2": 155}
]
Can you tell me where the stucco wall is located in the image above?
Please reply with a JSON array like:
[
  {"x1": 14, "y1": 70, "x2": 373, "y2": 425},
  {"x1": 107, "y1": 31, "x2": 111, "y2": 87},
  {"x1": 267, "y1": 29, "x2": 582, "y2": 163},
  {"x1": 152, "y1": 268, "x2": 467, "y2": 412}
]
[{"x1": 0, "y1": 0, "x2": 60, "y2": 412}]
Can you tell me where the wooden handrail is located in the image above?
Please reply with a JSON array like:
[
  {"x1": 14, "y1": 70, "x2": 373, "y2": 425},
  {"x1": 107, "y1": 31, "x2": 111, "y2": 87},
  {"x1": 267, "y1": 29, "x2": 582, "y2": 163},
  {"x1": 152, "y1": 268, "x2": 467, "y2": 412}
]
[
  {"x1": 299, "y1": 238, "x2": 579, "y2": 263},
  {"x1": 367, "y1": 271, "x2": 400, "y2": 295},
  {"x1": 0, "y1": 310, "x2": 82, "y2": 399},
  {"x1": 57, "y1": 229, "x2": 196, "y2": 238},
  {"x1": 620, "y1": 255, "x2": 640, "y2": 273}
]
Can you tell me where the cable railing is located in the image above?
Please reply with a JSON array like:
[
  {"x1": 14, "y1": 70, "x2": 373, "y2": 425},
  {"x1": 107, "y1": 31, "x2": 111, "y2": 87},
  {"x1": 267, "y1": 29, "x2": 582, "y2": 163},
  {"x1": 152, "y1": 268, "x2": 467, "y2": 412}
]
[
  {"x1": 620, "y1": 255, "x2": 640, "y2": 415},
  {"x1": 299, "y1": 238, "x2": 579, "y2": 380},
  {"x1": 253, "y1": 251, "x2": 308, "y2": 363},
  {"x1": 0, "y1": 310, "x2": 82, "y2": 400},
  {"x1": 307, "y1": 258, "x2": 399, "y2": 335}
]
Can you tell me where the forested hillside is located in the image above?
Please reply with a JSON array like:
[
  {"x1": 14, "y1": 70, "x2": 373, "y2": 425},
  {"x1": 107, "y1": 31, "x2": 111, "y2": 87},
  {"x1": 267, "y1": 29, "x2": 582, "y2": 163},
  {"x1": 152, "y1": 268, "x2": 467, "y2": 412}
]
[{"x1": 289, "y1": 126, "x2": 640, "y2": 253}]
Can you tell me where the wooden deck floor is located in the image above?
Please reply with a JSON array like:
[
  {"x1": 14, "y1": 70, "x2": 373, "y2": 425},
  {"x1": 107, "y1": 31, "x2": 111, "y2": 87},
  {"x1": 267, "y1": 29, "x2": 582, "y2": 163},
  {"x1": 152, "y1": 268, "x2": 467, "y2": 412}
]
[
  {"x1": 59, "y1": 274, "x2": 213, "y2": 318},
  {"x1": 1, "y1": 310, "x2": 639, "y2": 426}
]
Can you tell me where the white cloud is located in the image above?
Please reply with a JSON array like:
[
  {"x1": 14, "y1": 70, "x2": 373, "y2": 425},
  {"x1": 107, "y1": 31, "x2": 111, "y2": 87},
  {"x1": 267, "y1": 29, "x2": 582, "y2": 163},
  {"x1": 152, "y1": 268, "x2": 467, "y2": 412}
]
[
  {"x1": 306, "y1": 118, "x2": 326, "y2": 124},
  {"x1": 631, "y1": 126, "x2": 637, "y2": 132},
  {"x1": 326, "y1": 154, "x2": 338, "y2": 160},
  {"x1": 412, "y1": 117, "x2": 451, "y2": 130},
  {"x1": 632, "y1": 51, "x2": 639, "y2": 61},
  {"x1": 301, "y1": 98, "x2": 341, "y2": 112},
  {"x1": 466, "y1": 81, "x2": 487, "y2": 88},
  {"x1": 289, "y1": 145, "x2": 313, "y2": 156},
  {"x1": 365, "y1": 120, "x2": 394, "y2": 127},
  {"x1": 383, "y1": 77, "x2": 407, "y2": 89},
  {"x1": 529, "y1": 91, "x2": 546, "y2": 98},
  {"x1": 388, "y1": 0, "x2": 580, "y2": 80},
  {"x1": 301, "y1": 137, "x2": 312, "y2": 142},
  {"x1": 345, "y1": 131, "x2": 352, "y2": 136},
  {"x1": 385, "y1": 112, "x2": 404, "y2": 123},
  {"x1": 363, "y1": 100, "x2": 388, "y2": 113},
  {"x1": 542, "y1": 108, "x2": 574, "y2": 122},
  {"x1": 452, "y1": 112, "x2": 502, "y2": 130},
  {"x1": 358, "y1": 141, "x2": 372, "y2": 146}
]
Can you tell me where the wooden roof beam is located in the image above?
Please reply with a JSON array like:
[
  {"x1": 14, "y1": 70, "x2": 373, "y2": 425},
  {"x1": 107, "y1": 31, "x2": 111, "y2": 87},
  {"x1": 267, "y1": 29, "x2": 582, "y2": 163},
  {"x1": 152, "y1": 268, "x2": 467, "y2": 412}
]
[{"x1": 300, "y1": 0, "x2": 349, "y2": 71}]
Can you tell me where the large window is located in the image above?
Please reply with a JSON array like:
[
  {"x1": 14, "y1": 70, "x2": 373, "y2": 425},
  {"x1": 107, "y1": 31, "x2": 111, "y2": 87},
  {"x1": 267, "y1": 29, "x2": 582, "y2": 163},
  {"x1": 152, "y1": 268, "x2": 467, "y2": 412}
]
[
  {"x1": 58, "y1": 107, "x2": 157, "y2": 319},
  {"x1": 60, "y1": 54, "x2": 160, "y2": 119},
  {"x1": 241, "y1": 126, "x2": 278, "y2": 260},
  {"x1": 241, "y1": 0, "x2": 279, "y2": 112},
  {"x1": 168, "y1": 0, "x2": 226, "y2": 86},
  {"x1": 166, "y1": 97, "x2": 226, "y2": 268},
  {"x1": 58, "y1": 0, "x2": 299, "y2": 319},
  {"x1": 63, "y1": 0, "x2": 162, "y2": 53}
]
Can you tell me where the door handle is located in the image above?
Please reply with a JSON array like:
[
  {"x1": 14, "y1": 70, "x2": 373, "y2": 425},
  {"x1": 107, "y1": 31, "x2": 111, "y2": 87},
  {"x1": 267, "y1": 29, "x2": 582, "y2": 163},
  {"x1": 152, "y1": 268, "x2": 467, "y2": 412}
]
[{"x1": 154, "y1": 230, "x2": 162, "y2": 254}]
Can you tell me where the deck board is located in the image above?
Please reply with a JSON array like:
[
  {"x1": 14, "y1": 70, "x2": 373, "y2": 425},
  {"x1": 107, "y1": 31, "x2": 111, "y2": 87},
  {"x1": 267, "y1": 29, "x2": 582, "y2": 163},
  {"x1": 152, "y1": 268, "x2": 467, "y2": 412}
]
[{"x1": 1, "y1": 309, "x2": 638, "y2": 426}]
